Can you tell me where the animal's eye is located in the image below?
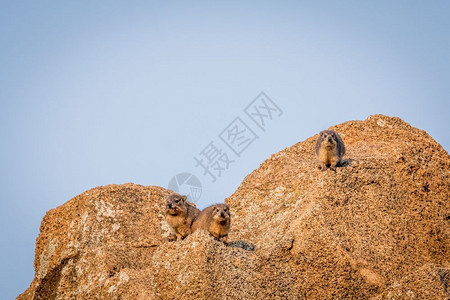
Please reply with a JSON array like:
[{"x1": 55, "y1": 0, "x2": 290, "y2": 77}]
[{"x1": 175, "y1": 199, "x2": 180, "y2": 203}]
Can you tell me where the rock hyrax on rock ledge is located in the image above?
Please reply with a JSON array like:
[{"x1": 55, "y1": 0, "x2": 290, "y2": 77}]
[
  {"x1": 165, "y1": 194, "x2": 200, "y2": 241},
  {"x1": 315, "y1": 130, "x2": 346, "y2": 171},
  {"x1": 192, "y1": 204, "x2": 231, "y2": 245}
]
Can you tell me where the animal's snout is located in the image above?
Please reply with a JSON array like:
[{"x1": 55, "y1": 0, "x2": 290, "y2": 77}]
[
  {"x1": 328, "y1": 137, "x2": 332, "y2": 142},
  {"x1": 167, "y1": 203, "x2": 172, "y2": 209},
  {"x1": 220, "y1": 212, "x2": 225, "y2": 218}
]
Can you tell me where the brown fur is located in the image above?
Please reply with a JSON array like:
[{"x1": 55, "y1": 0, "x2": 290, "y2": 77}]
[
  {"x1": 165, "y1": 194, "x2": 200, "y2": 241},
  {"x1": 315, "y1": 130, "x2": 346, "y2": 171},
  {"x1": 191, "y1": 204, "x2": 231, "y2": 244}
]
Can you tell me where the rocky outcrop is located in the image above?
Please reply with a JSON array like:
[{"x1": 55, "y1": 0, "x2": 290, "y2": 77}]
[
  {"x1": 18, "y1": 185, "x2": 173, "y2": 299},
  {"x1": 19, "y1": 115, "x2": 449, "y2": 299},
  {"x1": 227, "y1": 114, "x2": 449, "y2": 298}
]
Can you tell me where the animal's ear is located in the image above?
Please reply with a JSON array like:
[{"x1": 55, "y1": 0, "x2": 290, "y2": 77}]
[{"x1": 181, "y1": 195, "x2": 187, "y2": 202}]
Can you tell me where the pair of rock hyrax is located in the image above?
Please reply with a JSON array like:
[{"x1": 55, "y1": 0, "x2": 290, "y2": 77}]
[
  {"x1": 165, "y1": 194, "x2": 231, "y2": 244},
  {"x1": 315, "y1": 130, "x2": 346, "y2": 171}
]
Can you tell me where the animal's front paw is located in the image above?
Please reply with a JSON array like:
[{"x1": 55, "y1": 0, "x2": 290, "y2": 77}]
[
  {"x1": 221, "y1": 236, "x2": 229, "y2": 246},
  {"x1": 167, "y1": 234, "x2": 177, "y2": 242}
]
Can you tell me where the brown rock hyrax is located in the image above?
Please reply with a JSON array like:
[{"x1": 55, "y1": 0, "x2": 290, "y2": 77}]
[
  {"x1": 315, "y1": 130, "x2": 346, "y2": 171},
  {"x1": 165, "y1": 194, "x2": 200, "y2": 241},
  {"x1": 192, "y1": 204, "x2": 231, "y2": 244}
]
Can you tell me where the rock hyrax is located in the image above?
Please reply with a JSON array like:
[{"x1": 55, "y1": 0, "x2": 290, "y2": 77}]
[
  {"x1": 315, "y1": 130, "x2": 346, "y2": 171},
  {"x1": 192, "y1": 204, "x2": 231, "y2": 244},
  {"x1": 165, "y1": 194, "x2": 200, "y2": 241}
]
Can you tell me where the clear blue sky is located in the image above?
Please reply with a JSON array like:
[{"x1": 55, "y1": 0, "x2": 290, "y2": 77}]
[{"x1": 1, "y1": 1, "x2": 449, "y2": 298}]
